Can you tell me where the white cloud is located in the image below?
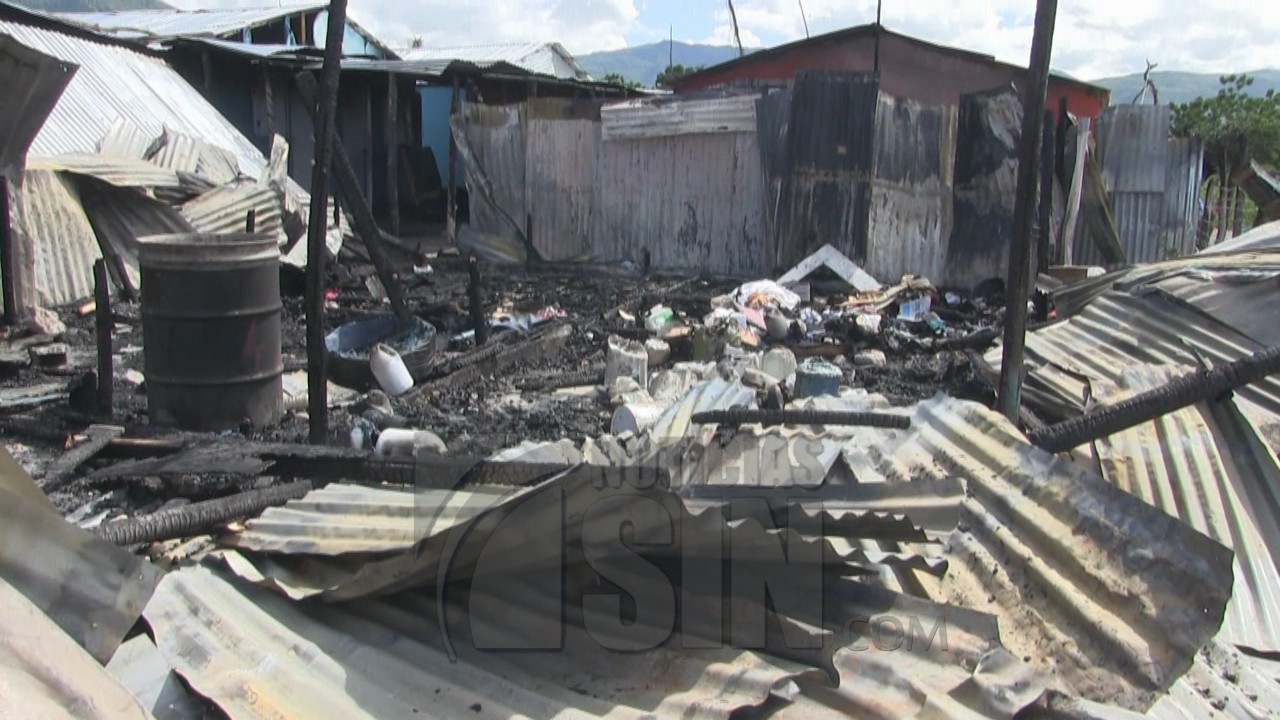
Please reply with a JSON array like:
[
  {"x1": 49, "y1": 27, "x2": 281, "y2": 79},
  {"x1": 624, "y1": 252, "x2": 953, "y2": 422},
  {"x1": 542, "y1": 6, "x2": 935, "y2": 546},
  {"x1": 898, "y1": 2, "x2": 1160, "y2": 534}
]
[{"x1": 164, "y1": 0, "x2": 1280, "y2": 79}]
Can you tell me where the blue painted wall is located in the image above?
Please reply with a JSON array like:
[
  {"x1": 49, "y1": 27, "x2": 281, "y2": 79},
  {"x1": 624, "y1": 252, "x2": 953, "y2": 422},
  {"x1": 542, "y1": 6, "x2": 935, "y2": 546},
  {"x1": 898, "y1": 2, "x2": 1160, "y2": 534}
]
[{"x1": 420, "y1": 85, "x2": 459, "y2": 186}]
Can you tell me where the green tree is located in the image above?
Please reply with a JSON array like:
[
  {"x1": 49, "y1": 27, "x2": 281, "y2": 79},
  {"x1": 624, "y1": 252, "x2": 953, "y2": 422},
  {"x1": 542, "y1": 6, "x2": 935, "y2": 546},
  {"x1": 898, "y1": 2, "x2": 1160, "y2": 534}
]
[
  {"x1": 1172, "y1": 74, "x2": 1280, "y2": 242},
  {"x1": 601, "y1": 72, "x2": 642, "y2": 89},
  {"x1": 655, "y1": 64, "x2": 705, "y2": 88}
]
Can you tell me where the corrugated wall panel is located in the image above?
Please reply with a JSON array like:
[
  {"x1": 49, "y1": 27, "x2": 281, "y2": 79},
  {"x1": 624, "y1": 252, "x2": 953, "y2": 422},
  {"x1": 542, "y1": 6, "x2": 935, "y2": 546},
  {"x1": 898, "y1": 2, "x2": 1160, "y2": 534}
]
[
  {"x1": 524, "y1": 115, "x2": 598, "y2": 261},
  {"x1": 866, "y1": 93, "x2": 957, "y2": 284},
  {"x1": 461, "y1": 102, "x2": 525, "y2": 234},
  {"x1": 7, "y1": 169, "x2": 100, "y2": 310},
  {"x1": 946, "y1": 87, "x2": 1020, "y2": 288},
  {"x1": 593, "y1": 130, "x2": 766, "y2": 275},
  {"x1": 1095, "y1": 105, "x2": 1170, "y2": 193}
]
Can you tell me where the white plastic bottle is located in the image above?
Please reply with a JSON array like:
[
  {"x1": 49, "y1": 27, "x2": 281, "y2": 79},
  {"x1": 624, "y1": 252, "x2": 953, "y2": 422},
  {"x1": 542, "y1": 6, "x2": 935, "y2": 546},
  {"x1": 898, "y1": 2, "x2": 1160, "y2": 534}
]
[{"x1": 369, "y1": 343, "x2": 414, "y2": 396}]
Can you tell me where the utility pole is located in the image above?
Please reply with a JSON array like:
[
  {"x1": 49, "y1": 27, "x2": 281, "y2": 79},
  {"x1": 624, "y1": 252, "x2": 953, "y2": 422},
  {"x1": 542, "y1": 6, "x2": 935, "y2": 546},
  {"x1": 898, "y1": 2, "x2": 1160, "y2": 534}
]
[
  {"x1": 873, "y1": 0, "x2": 883, "y2": 74},
  {"x1": 997, "y1": 0, "x2": 1058, "y2": 424},
  {"x1": 798, "y1": 0, "x2": 810, "y2": 38},
  {"x1": 727, "y1": 0, "x2": 744, "y2": 57},
  {"x1": 304, "y1": 0, "x2": 349, "y2": 444}
]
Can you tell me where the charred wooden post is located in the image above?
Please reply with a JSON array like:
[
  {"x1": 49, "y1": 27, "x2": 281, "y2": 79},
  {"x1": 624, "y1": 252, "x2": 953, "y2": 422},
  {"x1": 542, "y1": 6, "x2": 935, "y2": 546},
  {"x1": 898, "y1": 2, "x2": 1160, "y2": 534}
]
[
  {"x1": 1037, "y1": 109, "x2": 1055, "y2": 276},
  {"x1": 448, "y1": 76, "x2": 460, "y2": 243},
  {"x1": 997, "y1": 0, "x2": 1058, "y2": 423},
  {"x1": 304, "y1": 0, "x2": 349, "y2": 444},
  {"x1": 468, "y1": 256, "x2": 488, "y2": 347},
  {"x1": 93, "y1": 259, "x2": 113, "y2": 415},
  {"x1": 296, "y1": 72, "x2": 409, "y2": 322},
  {"x1": 386, "y1": 72, "x2": 401, "y2": 236},
  {"x1": 0, "y1": 177, "x2": 17, "y2": 326}
]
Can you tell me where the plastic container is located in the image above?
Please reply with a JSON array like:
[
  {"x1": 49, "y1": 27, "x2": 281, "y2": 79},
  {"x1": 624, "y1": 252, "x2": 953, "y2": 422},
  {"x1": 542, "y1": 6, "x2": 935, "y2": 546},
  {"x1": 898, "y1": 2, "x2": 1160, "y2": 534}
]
[
  {"x1": 793, "y1": 358, "x2": 843, "y2": 399},
  {"x1": 761, "y1": 348, "x2": 798, "y2": 384},
  {"x1": 645, "y1": 338, "x2": 672, "y2": 367},
  {"x1": 645, "y1": 305, "x2": 676, "y2": 336},
  {"x1": 611, "y1": 401, "x2": 668, "y2": 436},
  {"x1": 605, "y1": 335, "x2": 649, "y2": 388},
  {"x1": 375, "y1": 428, "x2": 448, "y2": 457},
  {"x1": 370, "y1": 343, "x2": 414, "y2": 396}
]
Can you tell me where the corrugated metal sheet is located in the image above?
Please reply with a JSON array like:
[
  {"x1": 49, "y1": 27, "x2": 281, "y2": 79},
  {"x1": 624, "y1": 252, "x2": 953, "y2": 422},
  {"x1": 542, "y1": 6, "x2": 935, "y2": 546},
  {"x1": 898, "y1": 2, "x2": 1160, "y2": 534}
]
[
  {"x1": 178, "y1": 181, "x2": 284, "y2": 240},
  {"x1": 147, "y1": 565, "x2": 821, "y2": 720},
  {"x1": 865, "y1": 93, "x2": 956, "y2": 284},
  {"x1": 98, "y1": 116, "x2": 155, "y2": 159},
  {"x1": 0, "y1": 576, "x2": 154, "y2": 720},
  {"x1": 401, "y1": 41, "x2": 590, "y2": 80},
  {"x1": 834, "y1": 397, "x2": 1233, "y2": 710},
  {"x1": 28, "y1": 153, "x2": 180, "y2": 189},
  {"x1": 146, "y1": 128, "x2": 240, "y2": 186},
  {"x1": 601, "y1": 94, "x2": 758, "y2": 140},
  {"x1": 0, "y1": 445, "x2": 163, "y2": 666},
  {"x1": 53, "y1": 6, "x2": 325, "y2": 42},
  {"x1": 458, "y1": 96, "x2": 768, "y2": 275},
  {"x1": 6, "y1": 168, "x2": 100, "y2": 310},
  {"x1": 1200, "y1": 218, "x2": 1280, "y2": 255},
  {"x1": 767, "y1": 71, "x2": 879, "y2": 271},
  {"x1": 946, "y1": 87, "x2": 1019, "y2": 289},
  {"x1": 0, "y1": 17, "x2": 271, "y2": 179},
  {"x1": 1072, "y1": 106, "x2": 1203, "y2": 265},
  {"x1": 1092, "y1": 364, "x2": 1280, "y2": 654},
  {"x1": 0, "y1": 33, "x2": 75, "y2": 179}
]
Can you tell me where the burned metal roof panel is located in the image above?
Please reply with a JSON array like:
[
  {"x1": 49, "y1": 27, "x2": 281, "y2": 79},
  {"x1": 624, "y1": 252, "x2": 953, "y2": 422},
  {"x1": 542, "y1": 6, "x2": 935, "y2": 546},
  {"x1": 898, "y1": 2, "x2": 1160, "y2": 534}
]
[
  {"x1": 0, "y1": 17, "x2": 271, "y2": 179},
  {"x1": 5, "y1": 167, "x2": 101, "y2": 309},
  {"x1": 0, "y1": 32, "x2": 75, "y2": 179}
]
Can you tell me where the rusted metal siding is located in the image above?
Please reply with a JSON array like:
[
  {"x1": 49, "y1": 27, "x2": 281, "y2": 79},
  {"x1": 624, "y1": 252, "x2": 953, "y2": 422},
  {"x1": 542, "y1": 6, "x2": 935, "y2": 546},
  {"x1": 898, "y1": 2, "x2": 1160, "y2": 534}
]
[
  {"x1": 946, "y1": 87, "x2": 1020, "y2": 289},
  {"x1": 866, "y1": 93, "x2": 956, "y2": 284},
  {"x1": 768, "y1": 71, "x2": 878, "y2": 271},
  {"x1": 1073, "y1": 105, "x2": 1204, "y2": 265}
]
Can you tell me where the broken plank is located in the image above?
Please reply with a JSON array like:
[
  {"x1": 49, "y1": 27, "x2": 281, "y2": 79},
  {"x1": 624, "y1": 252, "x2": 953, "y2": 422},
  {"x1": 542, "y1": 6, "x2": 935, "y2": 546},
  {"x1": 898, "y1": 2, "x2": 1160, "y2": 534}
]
[
  {"x1": 0, "y1": 382, "x2": 68, "y2": 412},
  {"x1": 42, "y1": 424, "x2": 125, "y2": 492}
]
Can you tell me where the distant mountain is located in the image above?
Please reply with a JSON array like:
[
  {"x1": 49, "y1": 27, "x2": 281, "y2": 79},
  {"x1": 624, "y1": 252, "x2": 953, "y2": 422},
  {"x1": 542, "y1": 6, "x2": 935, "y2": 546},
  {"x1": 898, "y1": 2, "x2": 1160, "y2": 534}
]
[
  {"x1": 14, "y1": 0, "x2": 168, "y2": 11},
  {"x1": 1093, "y1": 69, "x2": 1280, "y2": 105},
  {"x1": 579, "y1": 41, "x2": 747, "y2": 86}
]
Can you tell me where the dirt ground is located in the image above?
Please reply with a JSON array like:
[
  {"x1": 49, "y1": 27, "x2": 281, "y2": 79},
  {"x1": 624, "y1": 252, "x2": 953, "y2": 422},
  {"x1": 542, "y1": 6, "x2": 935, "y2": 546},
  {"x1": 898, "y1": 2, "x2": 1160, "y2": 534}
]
[{"x1": 1, "y1": 253, "x2": 1000, "y2": 519}]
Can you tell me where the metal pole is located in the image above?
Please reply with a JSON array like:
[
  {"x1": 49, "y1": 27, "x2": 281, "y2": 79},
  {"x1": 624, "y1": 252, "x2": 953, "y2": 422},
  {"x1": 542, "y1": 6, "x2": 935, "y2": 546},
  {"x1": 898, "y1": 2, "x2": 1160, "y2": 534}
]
[
  {"x1": 873, "y1": 0, "x2": 882, "y2": 74},
  {"x1": 0, "y1": 177, "x2": 17, "y2": 326},
  {"x1": 997, "y1": 0, "x2": 1057, "y2": 423},
  {"x1": 305, "y1": 0, "x2": 349, "y2": 444},
  {"x1": 447, "y1": 76, "x2": 459, "y2": 244}
]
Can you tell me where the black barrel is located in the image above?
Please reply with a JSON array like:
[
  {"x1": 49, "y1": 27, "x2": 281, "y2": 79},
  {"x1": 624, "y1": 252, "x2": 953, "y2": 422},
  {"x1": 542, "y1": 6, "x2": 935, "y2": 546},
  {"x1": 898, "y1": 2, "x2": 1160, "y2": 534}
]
[{"x1": 139, "y1": 233, "x2": 283, "y2": 431}]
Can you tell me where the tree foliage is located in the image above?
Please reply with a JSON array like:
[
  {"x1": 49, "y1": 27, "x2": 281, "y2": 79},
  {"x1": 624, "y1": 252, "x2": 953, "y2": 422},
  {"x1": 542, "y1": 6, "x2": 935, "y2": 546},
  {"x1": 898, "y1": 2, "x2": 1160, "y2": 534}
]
[
  {"x1": 601, "y1": 72, "x2": 642, "y2": 89},
  {"x1": 655, "y1": 64, "x2": 705, "y2": 88},
  {"x1": 1172, "y1": 73, "x2": 1280, "y2": 170}
]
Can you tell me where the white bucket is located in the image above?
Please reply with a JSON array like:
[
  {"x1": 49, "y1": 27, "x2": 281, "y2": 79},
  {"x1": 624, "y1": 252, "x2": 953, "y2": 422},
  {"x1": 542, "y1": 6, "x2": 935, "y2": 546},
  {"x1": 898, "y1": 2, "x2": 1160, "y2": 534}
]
[
  {"x1": 375, "y1": 428, "x2": 448, "y2": 457},
  {"x1": 370, "y1": 343, "x2": 414, "y2": 396},
  {"x1": 611, "y1": 401, "x2": 668, "y2": 436},
  {"x1": 604, "y1": 335, "x2": 649, "y2": 388}
]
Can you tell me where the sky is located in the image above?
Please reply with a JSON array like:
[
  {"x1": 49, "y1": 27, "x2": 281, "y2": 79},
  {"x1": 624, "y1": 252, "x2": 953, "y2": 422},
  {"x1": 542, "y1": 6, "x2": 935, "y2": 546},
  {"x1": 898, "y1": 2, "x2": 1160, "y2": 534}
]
[{"x1": 166, "y1": 1, "x2": 1280, "y2": 80}]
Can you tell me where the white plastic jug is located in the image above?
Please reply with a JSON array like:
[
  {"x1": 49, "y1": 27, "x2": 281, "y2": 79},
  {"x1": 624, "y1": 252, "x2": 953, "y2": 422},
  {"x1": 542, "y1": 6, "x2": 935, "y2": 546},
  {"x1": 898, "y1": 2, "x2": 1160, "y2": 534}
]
[{"x1": 369, "y1": 343, "x2": 414, "y2": 396}]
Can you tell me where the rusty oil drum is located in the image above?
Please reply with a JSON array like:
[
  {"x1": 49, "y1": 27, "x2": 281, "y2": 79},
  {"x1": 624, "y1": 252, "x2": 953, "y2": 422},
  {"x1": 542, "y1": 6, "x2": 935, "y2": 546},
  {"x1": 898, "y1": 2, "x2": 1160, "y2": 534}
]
[{"x1": 139, "y1": 233, "x2": 283, "y2": 431}]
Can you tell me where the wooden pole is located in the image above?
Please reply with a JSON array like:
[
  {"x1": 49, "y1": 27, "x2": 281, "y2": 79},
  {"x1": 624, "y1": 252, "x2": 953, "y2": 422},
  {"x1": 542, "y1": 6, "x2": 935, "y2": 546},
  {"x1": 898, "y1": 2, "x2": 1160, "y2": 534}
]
[
  {"x1": 0, "y1": 177, "x2": 18, "y2": 326},
  {"x1": 448, "y1": 76, "x2": 459, "y2": 244},
  {"x1": 997, "y1": 0, "x2": 1057, "y2": 423},
  {"x1": 468, "y1": 256, "x2": 488, "y2": 347},
  {"x1": 386, "y1": 72, "x2": 400, "y2": 236},
  {"x1": 305, "y1": 0, "x2": 349, "y2": 444},
  {"x1": 94, "y1": 259, "x2": 113, "y2": 415},
  {"x1": 296, "y1": 72, "x2": 409, "y2": 321},
  {"x1": 1036, "y1": 109, "x2": 1055, "y2": 275}
]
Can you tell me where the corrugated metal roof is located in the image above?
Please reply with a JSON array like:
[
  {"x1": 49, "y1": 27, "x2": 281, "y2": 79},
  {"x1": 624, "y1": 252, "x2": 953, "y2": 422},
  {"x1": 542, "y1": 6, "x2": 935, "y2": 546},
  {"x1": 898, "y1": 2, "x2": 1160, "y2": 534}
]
[
  {"x1": 28, "y1": 153, "x2": 180, "y2": 189},
  {"x1": 0, "y1": 445, "x2": 163, "y2": 666},
  {"x1": 0, "y1": 575, "x2": 154, "y2": 720},
  {"x1": 400, "y1": 41, "x2": 591, "y2": 80},
  {"x1": 53, "y1": 5, "x2": 325, "y2": 43},
  {"x1": 1200, "y1": 219, "x2": 1280, "y2": 255},
  {"x1": 0, "y1": 18, "x2": 269, "y2": 179},
  {"x1": 0, "y1": 32, "x2": 75, "y2": 179},
  {"x1": 178, "y1": 181, "x2": 284, "y2": 240},
  {"x1": 1091, "y1": 364, "x2": 1280, "y2": 654}
]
